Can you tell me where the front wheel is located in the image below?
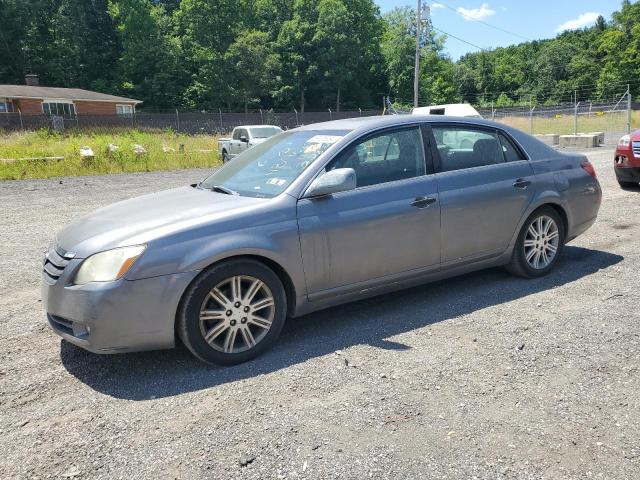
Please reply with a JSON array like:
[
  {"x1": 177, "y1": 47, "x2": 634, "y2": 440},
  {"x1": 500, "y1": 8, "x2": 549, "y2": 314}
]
[
  {"x1": 177, "y1": 259, "x2": 287, "y2": 365},
  {"x1": 617, "y1": 179, "x2": 638, "y2": 188},
  {"x1": 506, "y1": 207, "x2": 565, "y2": 278}
]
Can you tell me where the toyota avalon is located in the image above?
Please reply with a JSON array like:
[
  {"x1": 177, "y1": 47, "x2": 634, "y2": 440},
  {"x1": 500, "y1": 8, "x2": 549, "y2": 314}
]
[{"x1": 43, "y1": 115, "x2": 601, "y2": 365}]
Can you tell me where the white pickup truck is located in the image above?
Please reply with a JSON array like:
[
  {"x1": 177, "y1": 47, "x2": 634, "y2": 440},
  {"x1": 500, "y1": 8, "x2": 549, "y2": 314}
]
[{"x1": 218, "y1": 125, "x2": 283, "y2": 163}]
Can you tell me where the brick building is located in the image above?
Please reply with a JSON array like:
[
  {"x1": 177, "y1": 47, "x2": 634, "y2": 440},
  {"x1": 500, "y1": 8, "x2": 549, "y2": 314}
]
[{"x1": 0, "y1": 75, "x2": 141, "y2": 117}]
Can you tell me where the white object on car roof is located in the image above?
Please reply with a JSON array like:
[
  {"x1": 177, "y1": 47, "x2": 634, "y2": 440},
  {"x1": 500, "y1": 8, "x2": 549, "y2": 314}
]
[{"x1": 412, "y1": 103, "x2": 482, "y2": 118}]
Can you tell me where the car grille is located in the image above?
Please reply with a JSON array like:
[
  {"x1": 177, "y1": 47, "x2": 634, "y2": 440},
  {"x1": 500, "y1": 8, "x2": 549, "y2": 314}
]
[
  {"x1": 43, "y1": 246, "x2": 73, "y2": 283},
  {"x1": 632, "y1": 141, "x2": 640, "y2": 157}
]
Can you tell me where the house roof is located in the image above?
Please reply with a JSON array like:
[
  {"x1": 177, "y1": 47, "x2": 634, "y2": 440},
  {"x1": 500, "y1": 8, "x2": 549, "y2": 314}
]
[{"x1": 0, "y1": 85, "x2": 142, "y2": 104}]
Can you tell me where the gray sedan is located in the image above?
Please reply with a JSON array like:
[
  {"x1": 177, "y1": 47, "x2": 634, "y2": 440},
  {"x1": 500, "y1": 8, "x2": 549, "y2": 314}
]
[{"x1": 42, "y1": 115, "x2": 601, "y2": 365}]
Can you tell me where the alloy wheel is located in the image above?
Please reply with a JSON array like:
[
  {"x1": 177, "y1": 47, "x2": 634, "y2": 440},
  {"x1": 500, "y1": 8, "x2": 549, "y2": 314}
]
[
  {"x1": 523, "y1": 215, "x2": 560, "y2": 269},
  {"x1": 199, "y1": 275, "x2": 275, "y2": 354}
]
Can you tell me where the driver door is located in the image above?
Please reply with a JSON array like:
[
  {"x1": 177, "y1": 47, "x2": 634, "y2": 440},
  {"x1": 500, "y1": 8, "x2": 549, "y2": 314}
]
[
  {"x1": 296, "y1": 125, "x2": 441, "y2": 300},
  {"x1": 230, "y1": 128, "x2": 245, "y2": 156}
]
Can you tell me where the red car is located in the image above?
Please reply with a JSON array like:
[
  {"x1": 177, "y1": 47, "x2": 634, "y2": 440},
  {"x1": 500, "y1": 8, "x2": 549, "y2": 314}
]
[{"x1": 615, "y1": 132, "x2": 640, "y2": 187}]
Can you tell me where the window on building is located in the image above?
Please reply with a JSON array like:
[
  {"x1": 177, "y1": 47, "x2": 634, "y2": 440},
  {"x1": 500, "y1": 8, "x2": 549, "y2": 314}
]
[
  {"x1": 42, "y1": 101, "x2": 76, "y2": 117},
  {"x1": 116, "y1": 104, "x2": 134, "y2": 116},
  {"x1": 0, "y1": 99, "x2": 13, "y2": 113}
]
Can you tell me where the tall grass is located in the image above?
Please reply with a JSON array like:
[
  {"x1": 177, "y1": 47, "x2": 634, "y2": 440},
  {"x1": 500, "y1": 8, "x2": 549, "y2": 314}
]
[{"x1": 0, "y1": 129, "x2": 221, "y2": 180}]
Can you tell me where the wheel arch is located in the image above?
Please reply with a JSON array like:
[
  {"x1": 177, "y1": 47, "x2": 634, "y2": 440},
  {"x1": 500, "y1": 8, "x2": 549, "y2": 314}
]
[
  {"x1": 507, "y1": 196, "x2": 570, "y2": 255},
  {"x1": 541, "y1": 203, "x2": 568, "y2": 238},
  {"x1": 175, "y1": 253, "x2": 298, "y2": 338}
]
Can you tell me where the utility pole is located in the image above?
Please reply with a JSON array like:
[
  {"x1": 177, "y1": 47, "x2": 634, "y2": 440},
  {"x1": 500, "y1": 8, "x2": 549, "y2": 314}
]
[
  {"x1": 627, "y1": 84, "x2": 632, "y2": 134},
  {"x1": 414, "y1": 0, "x2": 429, "y2": 108},
  {"x1": 574, "y1": 90, "x2": 578, "y2": 135}
]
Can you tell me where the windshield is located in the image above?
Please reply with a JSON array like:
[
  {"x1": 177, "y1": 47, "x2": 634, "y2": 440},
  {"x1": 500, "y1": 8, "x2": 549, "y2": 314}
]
[
  {"x1": 201, "y1": 130, "x2": 349, "y2": 197},
  {"x1": 250, "y1": 127, "x2": 283, "y2": 138}
]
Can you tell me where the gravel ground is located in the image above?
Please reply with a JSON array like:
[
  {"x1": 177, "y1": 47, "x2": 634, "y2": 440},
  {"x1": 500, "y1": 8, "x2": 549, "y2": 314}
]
[{"x1": 0, "y1": 149, "x2": 639, "y2": 480}]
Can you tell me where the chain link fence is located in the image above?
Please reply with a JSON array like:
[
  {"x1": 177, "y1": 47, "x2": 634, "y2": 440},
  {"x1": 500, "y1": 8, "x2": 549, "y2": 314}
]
[
  {"x1": 476, "y1": 92, "x2": 632, "y2": 146},
  {"x1": 0, "y1": 96, "x2": 634, "y2": 146},
  {"x1": 0, "y1": 109, "x2": 380, "y2": 135}
]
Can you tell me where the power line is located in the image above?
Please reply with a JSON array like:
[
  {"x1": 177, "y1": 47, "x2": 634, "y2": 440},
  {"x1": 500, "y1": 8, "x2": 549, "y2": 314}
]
[
  {"x1": 435, "y1": 1, "x2": 532, "y2": 42},
  {"x1": 433, "y1": 26, "x2": 489, "y2": 51}
]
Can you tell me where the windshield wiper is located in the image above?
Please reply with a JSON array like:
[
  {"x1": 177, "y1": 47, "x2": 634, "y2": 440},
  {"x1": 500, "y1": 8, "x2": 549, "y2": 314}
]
[{"x1": 210, "y1": 185, "x2": 238, "y2": 195}]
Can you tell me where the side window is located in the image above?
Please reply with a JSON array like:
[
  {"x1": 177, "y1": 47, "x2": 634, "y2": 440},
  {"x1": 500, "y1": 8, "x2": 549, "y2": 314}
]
[
  {"x1": 328, "y1": 127, "x2": 425, "y2": 188},
  {"x1": 498, "y1": 132, "x2": 526, "y2": 162},
  {"x1": 232, "y1": 129, "x2": 241, "y2": 140},
  {"x1": 432, "y1": 126, "x2": 504, "y2": 172}
]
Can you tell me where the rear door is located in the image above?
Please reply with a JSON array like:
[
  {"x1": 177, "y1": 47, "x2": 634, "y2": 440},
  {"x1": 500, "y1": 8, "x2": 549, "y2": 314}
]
[
  {"x1": 430, "y1": 124, "x2": 535, "y2": 265},
  {"x1": 297, "y1": 125, "x2": 441, "y2": 298}
]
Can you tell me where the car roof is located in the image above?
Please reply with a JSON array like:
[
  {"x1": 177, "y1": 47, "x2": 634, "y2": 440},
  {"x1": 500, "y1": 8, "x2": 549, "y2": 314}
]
[
  {"x1": 293, "y1": 114, "x2": 559, "y2": 162},
  {"x1": 294, "y1": 114, "x2": 508, "y2": 133},
  {"x1": 239, "y1": 125, "x2": 282, "y2": 129}
]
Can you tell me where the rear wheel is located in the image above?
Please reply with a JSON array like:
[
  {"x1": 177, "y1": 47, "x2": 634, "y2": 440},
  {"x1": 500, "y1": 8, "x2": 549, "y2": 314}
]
[
  {"x1": 506, "y1": 207, "x2": 565, "y2": 278},
  {"x1": 222, "y1": 150, "x2": 230, "y2": 163},
  {"x1": 177, "y1": 259, "x2": 287, "y2": 365}
]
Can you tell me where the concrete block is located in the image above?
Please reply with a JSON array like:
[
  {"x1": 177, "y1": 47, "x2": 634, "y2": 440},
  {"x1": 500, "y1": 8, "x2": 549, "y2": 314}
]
[
  {"x1": 577, "y1": 132, "x2": 605, "y2": 144},
  {"x1": 588, "y1": 132, "x2": 605, "y2": 144},
  {"x1": 559, "y1": 134, "x2": 599, "y2": 148},
  {"x1": 534, "y1": 134, "x2": 560, "y2": 146}
]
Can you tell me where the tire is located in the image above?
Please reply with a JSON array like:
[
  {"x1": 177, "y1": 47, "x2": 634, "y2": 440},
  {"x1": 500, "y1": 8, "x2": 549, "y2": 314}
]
[
  {"x1": 222, "y1": 150, "x2": 230, "y2": 163},
  {"x1": 506, "y1": 206, "x2": 565, "y2": 278},
  {"x1": 177, "y1": 259, "x2": 287, "y2": 365},
  {"x1": 617, "y1": 179, "x2": 637, "y2": 188}
]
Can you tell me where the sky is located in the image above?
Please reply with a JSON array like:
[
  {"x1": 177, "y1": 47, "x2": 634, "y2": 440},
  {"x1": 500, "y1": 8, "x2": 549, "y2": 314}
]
[{"x1": 374, "y1": 0, "x2": 624, "y2": 59}]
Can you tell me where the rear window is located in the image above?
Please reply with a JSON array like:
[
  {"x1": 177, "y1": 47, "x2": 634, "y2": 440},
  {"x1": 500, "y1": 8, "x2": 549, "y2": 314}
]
[
  {"x1": 498, "y1": 132, "x2": 527, "y2": 162},
  {"x1": 250, "y1": 127, "x2": 283, "y2": 138}
]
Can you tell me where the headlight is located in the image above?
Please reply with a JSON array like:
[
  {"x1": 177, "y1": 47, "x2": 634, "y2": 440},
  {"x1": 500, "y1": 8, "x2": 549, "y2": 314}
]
[
  {"x1": 74, "y1": 245, "x2": 146, "y2": 285},
  {"x1": 618, "y1": 135, "x2": 631, "y2": 147}
]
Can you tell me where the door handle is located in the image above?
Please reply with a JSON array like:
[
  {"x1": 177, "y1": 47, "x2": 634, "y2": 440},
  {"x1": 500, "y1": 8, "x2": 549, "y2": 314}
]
[
  {"x1": 410, "y1": 196, "x2": 437, "y2": 208},
  {"x1": 513, "y1": 179, "x2": 531, "y2": 189}
]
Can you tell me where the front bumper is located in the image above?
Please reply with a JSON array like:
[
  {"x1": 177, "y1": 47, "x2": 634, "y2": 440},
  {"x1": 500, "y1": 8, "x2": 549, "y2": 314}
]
[
  {"x1": 42, "y1": 261, "x2": 199, "y2": 353},
  {"x1": 615, "y1": 166, "x2": 640, "y2": 184}
]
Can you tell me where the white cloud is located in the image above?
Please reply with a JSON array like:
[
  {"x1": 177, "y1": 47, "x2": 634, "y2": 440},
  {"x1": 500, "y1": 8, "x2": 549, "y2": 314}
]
[
  {"x1": 555, "y1": 12, "x2": 601, "y2": 32},
  {"x1": 457, "y1": 3, "x2": 496, "y2": 21},
  {"x1": 431, "y1": 2, "x2": 445, "y2": 9}
]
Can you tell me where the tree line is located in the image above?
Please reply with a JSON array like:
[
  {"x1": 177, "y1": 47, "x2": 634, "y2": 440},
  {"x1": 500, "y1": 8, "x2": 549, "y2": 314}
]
[{"x1": 0, "y1": 0, "x2": 638, "y2": 113}]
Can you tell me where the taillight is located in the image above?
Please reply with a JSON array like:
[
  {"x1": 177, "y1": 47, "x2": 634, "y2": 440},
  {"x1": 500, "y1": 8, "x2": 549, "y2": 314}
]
[{"x1": 581, "y1": 160, "x2": 597, "y2": 179}]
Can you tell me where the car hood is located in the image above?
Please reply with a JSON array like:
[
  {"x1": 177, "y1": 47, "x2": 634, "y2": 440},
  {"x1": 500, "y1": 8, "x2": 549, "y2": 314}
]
[{"x1": 56, "y1": 186, "x2": 265, "y2": 258}]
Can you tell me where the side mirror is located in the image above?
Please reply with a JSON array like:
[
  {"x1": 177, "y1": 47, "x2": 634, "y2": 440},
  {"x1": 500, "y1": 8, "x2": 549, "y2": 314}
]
[
  {"x1": 305, "y1": 168, "x2": 356, "y2": 198},
  {"x1": 240, "y1": 135, "x2": 248, "y2": 143}
]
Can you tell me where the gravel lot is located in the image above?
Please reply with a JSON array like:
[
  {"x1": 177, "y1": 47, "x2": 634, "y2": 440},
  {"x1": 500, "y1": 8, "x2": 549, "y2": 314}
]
[{"x1": 1, "y1": 148, "x2": 639, "y2": 480}]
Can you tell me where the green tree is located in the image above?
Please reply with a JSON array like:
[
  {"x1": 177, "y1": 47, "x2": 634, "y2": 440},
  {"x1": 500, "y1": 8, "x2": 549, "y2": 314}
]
[
  {"x1": 176, "y1": 0, "x2": 247, "y2": 109},
  {"x1": 224, "y1": 30, "x2": 276, "y2": 112},
  {"x1": 109, "y1": 0, "x2": 184, "y2": 109},
  {"x1": 275, "y1": 0, "x2": 319, "y2": 112},
  {"x1": 313, "y1": 0, "x2": 383, "y2": 111},
  {"x1": 381, "y1": 7, "x2": 417, "y2": 104},
  {"x1": 381, "y1": 6, "x2": 456, "y2": 107}
]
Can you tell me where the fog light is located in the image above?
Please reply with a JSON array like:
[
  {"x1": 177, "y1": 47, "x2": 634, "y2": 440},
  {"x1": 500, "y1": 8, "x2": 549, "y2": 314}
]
[{"x1": 72, "y1": 322, "x2": 90, "y2": 338}]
